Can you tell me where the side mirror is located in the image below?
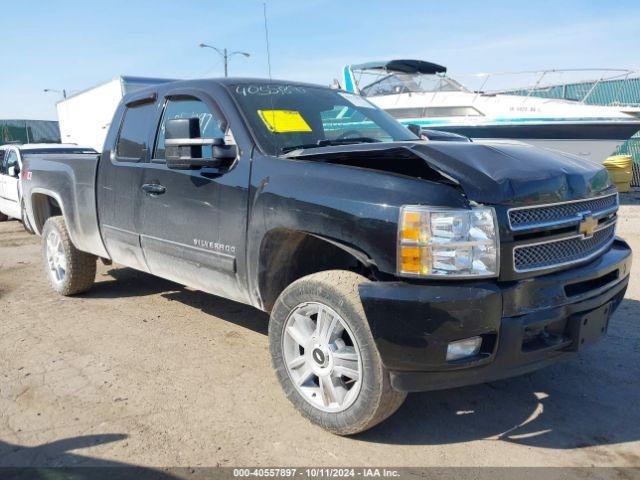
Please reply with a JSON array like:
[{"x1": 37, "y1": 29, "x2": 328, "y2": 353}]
[
  {"x1": 406, "y1": 124, "x2": 422, "y2": 137},
  {"x1": 164, "y1": 118, "x2": 236, "y2": 170},
  {"x1": 420, "y1": 129, "x2": 471, "y2": 142},
  {"x1": 8, "y1": 165, "x2": 19, "y2": 178}
]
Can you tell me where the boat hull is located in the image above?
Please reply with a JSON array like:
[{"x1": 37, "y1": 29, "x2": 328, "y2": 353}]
[
  {"x1": 410, "y1": 121, "x2": 640, "y2": 163},
  {"x1": 509, "y1": 139, "x2": 625, "y2": 164}
]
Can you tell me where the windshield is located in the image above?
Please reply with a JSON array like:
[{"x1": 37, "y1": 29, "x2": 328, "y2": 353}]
[
  {"x1": 229, "y1": 83, "x2": 417, "y2": 156},
  {"x1": 360, "y1": 73, "x2": 468, "y2": 97}
]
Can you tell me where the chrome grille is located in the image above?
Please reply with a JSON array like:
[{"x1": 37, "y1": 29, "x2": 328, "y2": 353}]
[
  {"x1": 513, "y1": 223, "x2": 616, "y2": 272},
  {"x1": 509, "y1": 194, "x2": 618, "y2": 230}
]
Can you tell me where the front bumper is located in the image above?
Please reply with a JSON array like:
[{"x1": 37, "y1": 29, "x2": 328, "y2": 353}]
[{"x1": 359, "y1": 238, "x2": 632, "y2": 392}]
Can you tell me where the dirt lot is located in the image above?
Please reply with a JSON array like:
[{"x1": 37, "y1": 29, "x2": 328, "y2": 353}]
[{"x1": 1, "y1": 193, "x2": 640, "y2": 470}]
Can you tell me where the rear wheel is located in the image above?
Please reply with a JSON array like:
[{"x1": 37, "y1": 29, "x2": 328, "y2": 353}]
[
  {"x1": 21, "y1": 199, "x2": 34, "y2": 234},
  {"x1": 0, "y1": 212, "x2": 7, "y2": 222},
  {"x1": 42, "y1": 216, "x2": 96, "y2": 295},
  {"x1": 269, "y1": 270, "x2": 406, "y2": 435}
]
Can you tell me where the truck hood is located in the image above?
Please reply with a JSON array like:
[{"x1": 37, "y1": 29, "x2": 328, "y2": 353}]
[{"x1": 289, "y1": 141, "x2": 613, "y2": 205}]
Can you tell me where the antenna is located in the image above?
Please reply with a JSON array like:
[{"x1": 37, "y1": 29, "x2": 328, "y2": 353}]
[
  {"x1": 263, "y1": 2, "x2": 272, "y2": 80},
  {"x1": 262, "y1": 2, "x2": 278, "y2": 153}
]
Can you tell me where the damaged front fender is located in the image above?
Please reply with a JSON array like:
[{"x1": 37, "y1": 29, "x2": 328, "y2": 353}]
[{"x1": 245, "y1": 151, "x2": 470, "y2": 306}]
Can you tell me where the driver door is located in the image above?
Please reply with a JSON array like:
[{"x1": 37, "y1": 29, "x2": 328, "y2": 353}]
[
  {"x1": 0, "y1": 148, "x2": 21, "y2": 219},
  {"x1": 139, "y1": 93, "x2": 250, "y2": 303}
]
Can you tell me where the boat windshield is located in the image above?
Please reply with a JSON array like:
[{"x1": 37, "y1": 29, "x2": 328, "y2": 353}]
[{"x1": 360, "y1": 73, "x2": 468, "y2": 97}]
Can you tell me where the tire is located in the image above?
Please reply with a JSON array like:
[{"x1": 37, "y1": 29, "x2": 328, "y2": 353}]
[
  {"x1": 269, "y1": 270, "x2": 407, "y2": 435},
  {"x1": 21, "y1": 199, "x2": 34, "y2": 234},
  {"x1": 0, "y1": 212, "x2": 7, "y2": 222},
  {"x1": 41, "y1": 216, "x2": 96, "y2": 295}
]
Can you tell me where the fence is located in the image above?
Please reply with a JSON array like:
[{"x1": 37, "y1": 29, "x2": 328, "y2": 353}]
[
  {"x1": 618, "y1": 136, "x2": 640, "y2": 186},
  {"x1": 0, "y1": 120, "x2": 60, "y2": 145}
]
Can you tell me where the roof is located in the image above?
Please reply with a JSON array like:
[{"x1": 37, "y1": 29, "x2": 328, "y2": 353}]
[
  {"x1": 121, "y1": 77, "x2": 336, "y2": 103},
  {"x1": 350, "y1": 59, "x2": 447, "y2": 75}
]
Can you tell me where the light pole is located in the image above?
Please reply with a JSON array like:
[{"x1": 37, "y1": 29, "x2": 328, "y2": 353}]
[
  {"x1": 198, "y1": 43, "x2": 250, "y2": 77},
  {"x1": 44, "y1": 88, "x2": 67, "y2": 99}
]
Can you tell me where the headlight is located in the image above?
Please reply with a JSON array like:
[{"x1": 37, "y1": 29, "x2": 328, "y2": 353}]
[{"x1": 398, "y1": 205, "x2": 499, "y2": 278}]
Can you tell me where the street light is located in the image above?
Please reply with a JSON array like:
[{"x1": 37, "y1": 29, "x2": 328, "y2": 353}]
[
  {"x1": 198, "y1": 43, "x2": 250, "y2": 77},
  {"x1": 44, "y1": 88, "x2": 67, "y2": 99}
]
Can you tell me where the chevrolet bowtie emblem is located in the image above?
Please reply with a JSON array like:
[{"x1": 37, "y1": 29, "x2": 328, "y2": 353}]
[{"x1": 579, "y1": 214, "x2": 598, "y2": 238}]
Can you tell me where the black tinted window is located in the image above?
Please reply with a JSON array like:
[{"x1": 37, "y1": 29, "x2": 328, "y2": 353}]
[
  {"x1": 154, "y1": 98, "x2": 224, "y2": 160},
  {"x1": 116, "y1": 102, "x2": 156, "y2": 161}
]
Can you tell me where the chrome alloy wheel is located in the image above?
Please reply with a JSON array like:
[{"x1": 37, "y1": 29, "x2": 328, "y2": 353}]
[
  {"x1": 282, "y1": 302, "x2": 363, "y2": 412},
  {"x1": 46, "y1": 230, "x2": 67, "y2": 285}
]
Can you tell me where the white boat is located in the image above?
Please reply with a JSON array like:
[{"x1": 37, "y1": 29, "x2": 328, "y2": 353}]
[{"x1": 342, "y1": 60, "x2": 640, "y2": 163}]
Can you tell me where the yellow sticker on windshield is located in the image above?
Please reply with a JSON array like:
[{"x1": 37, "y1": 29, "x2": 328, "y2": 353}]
[{"x1": 258, "y1": 110, "x2": 312, "y2": 133}]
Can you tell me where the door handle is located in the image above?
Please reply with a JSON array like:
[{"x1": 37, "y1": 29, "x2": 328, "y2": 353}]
[{"x1": 142, "y1": 183, "x2": 166, "y2": 195}]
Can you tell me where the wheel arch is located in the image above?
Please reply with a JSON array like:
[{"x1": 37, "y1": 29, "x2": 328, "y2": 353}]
[
  {"x1": 28, "y1": 186, "x2": 109, "y2": 259},
  {"x1": 256, "y1": 228, "x2": 377, "y2": 312},
  {"x1": 29, "y1": 189, "x2": 66, "y2": 236}
]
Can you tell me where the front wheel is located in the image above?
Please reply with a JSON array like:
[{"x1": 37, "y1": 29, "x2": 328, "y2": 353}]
[
  {"x1": 42, "y1": 216, "x2": 96, "y2": 295},
  {"x1": 269, "y1": 270, "x2": 406, "y2": 435}
]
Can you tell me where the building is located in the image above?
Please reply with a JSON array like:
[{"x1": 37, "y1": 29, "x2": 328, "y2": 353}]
[{"x1": 0, "y1": 119, "x2": 60, "y2": 145}]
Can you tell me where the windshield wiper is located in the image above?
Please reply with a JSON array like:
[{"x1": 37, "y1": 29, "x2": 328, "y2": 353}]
[
  {"x1": 282, "y1": 137, "x2": 382, "y2": 155},
  {"x1": 317, "y1": 137, "x2": 382, "y2": 147},
  {"x1": 281, "y1": 143, "x2": 322, "y2": 154}
]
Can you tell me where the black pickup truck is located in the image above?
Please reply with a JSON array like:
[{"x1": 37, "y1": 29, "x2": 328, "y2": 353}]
[{"x1": 22, "y1": 78, "x2": 632, "y2": 435}]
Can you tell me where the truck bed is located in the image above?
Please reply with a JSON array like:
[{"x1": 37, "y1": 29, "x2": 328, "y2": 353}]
[{"x1": 22, "y1": 152, "x2": 109, "y2": 259}]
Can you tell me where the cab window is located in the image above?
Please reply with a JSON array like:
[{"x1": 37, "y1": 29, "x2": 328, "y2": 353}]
[
  {"x1": 115, "y1": 102, "x2": 156, "y2": 161},
  {"x1": 154, "y1": 98, "x2": 225, "y2": 161}
]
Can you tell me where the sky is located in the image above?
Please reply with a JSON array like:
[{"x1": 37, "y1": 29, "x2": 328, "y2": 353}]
[{"x1": 1, "y1": 0, "x2": 639, "y2": 120}]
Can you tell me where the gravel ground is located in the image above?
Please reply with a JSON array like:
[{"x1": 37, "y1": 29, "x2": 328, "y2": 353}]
[{"x1": 1, "y1": 191, "x2": 639, "y2": 469}]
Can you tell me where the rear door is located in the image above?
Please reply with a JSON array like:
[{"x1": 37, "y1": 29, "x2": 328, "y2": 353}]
[
  {"x1": 97, "y1": 97, "x2": 158, "y2": 271},
  {"x1": 139, "y1": 91, "x2": 250, "y2": 303}
]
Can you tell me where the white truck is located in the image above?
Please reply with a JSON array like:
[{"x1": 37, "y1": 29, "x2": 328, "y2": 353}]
[
  {"x1": 0, "y1": 144, "x2": 95, "y2": 231},
  {"x1": 56, "y1": 76, "x2": 174, "y2": 151}
]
